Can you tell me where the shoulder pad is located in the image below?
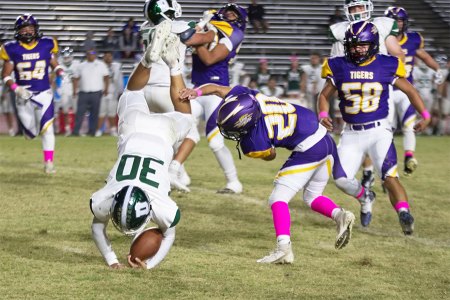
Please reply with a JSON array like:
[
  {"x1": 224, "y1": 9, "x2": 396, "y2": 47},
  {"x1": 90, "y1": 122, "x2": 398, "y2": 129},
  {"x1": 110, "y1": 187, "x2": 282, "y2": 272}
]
[
  {"x1": 179, "y1": 28, "x2": 196, "y2": 43},
  {"x1": 329, "y1": 21, "x2": 348, "y2": 42}
]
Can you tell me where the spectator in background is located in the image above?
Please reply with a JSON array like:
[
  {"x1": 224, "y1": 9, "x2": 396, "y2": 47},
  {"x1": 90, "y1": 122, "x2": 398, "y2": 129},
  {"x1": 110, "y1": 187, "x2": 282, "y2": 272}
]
[
  {"x1": 255, "y1": 58, "x2": 271, "y2": 88},
  {"x1": 260, "y1": 75, "x2": 284, "y2": 97},
  {"x1": 119, "y1": 27, "x2": 138, "y2": 59},
  {"x1": 82, "y1": 31, "x2": 97, "y2": 52},
  {"x1": 328, "y1": 6, "x2": 345, "y2": 26},
  {"x1": 72, "y1": 49, "x2": 109, "y2": 136},
  {"x1": 300, "y1": 52, "x2": 325, "y2": 112},
  {"x1": 247, "y1": 0, "x2": 269, "y2": 34},
  {"x1": 122, "y1": 17, "x2": 139, "y2": 34},
  {"x1": 248, "y1": 77, "x2": 258, "y2": 90},
  {"x1": 284, "y1": 54, "x2": 302, "y2": 101},
  {"x1": 95, "y1": 51, "x2": 123, "y2": 137},
  {"x1": 101, "y1": 27, "x2": 120, "y2": 60}
]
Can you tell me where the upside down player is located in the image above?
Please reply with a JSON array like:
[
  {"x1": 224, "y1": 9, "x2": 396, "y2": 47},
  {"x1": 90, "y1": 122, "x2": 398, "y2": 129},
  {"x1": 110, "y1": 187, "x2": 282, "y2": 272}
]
[
  {"x1": 180, "y1": 85, "x2": 356, "y2": 264},
  {"x1": 384, "y1": 6, "x2": 444, "y2": 176},
  {"x1": 318, "y1": 21, "x2": 430, "y2": 235},
  {"x1": 1, "y1": 14, "x2": 64, "y2": 173},
  {"x1": 139, "y1": 0, "x2": 216, "y2": 192},
  {"x1": 90, "y1": 25, "x2": 198, "y2": 269}
]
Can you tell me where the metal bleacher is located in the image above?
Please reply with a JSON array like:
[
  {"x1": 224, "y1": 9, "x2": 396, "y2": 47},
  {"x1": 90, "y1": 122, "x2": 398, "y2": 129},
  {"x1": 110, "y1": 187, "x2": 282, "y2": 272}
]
[{"x1": 0, "y1": 0, "x2": 446, "y2": 77}]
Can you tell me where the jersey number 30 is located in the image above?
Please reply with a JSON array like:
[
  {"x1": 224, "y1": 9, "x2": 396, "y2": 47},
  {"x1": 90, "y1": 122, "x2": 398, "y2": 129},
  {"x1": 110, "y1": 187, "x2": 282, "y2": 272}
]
[{"x1": 116, "y1": 154, "x2": 163, "y2": 188}]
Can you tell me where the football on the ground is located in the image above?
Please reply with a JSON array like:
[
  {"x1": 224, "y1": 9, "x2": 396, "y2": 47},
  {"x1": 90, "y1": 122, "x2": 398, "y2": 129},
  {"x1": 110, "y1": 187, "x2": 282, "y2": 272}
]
[{"x1": 129, "y1": 228, "x2": 163, "y2": 263}]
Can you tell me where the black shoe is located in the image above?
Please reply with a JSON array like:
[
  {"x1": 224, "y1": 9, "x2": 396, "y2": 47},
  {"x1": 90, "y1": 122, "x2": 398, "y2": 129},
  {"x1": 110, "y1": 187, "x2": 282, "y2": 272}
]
[
  {"x1": 398, "y1": 211, "x2": 414, "y2": 235},
  {"x1": 361, "y1": 170, "x2": 375, "y2": 189}
]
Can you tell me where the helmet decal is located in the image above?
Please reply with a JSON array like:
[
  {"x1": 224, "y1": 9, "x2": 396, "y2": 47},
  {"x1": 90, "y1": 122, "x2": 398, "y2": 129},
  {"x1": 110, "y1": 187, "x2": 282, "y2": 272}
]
[
  {"x1": 384, "y1": 6, "x2": 409, "y2": 33},
  {"x1": 111, "y1": 185, "x2": 151, "y2": 236},
  {"x1": 217, "y1": 93, "x2": 261, "y2": 141},
  {"x1": 14, "y1": 14, "x2": 42, "y2": 43},
  {"x1": 344, "y1": 21, "x2": 380, "y2": 64}
]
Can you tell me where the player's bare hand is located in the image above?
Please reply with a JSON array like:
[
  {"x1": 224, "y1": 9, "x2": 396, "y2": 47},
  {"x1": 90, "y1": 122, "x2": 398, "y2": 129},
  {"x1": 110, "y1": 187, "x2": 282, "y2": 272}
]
[
  {"x1": 179, "y1": 88, "x2": 197, "y2": 101},
  {"x1": 319, "y1": 117, "x2": 334, "y2": 132},
  {"x1": 414, "y1": 118, "x2": 431, "y2": 132},
  {"x1": 127, "y1": 255, "x2": 147, "y2": 269},
  {"x1": 109, "y1": 262, "x2": 126, "y2": 269}
]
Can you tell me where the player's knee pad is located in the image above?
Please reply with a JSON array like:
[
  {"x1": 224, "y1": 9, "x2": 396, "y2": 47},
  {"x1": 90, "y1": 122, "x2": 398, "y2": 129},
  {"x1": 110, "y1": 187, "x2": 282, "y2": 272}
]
[
  {"x1": 268, "y1": 184, "x2": 297, "y2": 206},
  {"x1": 208, "y1": 133, "x2": 225, "y2": 152},
  {"x1": 335, "y1": 177, "x2": 360, "y2": 197}
]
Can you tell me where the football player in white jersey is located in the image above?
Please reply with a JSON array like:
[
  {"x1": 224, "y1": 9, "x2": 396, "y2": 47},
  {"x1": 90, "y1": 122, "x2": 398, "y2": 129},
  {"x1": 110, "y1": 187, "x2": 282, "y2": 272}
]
[
  {"x1": 90, "y1": 23, "x2": 198, "y2": 269},
  {"x1": 140, "y1": 0, "x2": 216, "y2": 192},
  {"x1": 384, "y1": 7, "x2": 443, "y2": 176},
  {"x1": 300, "y1": 52, "x2": 325, "y2": 112},
  {"x1": 328, "y1": 0, "x2": 405, "y2": 191},
  {"x1": 55, "y1": 47, "x2": 78, "y2": 136}
]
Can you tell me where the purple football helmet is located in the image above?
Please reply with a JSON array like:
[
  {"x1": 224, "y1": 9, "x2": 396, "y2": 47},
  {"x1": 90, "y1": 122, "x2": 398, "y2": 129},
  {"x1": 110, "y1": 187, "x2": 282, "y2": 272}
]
[
  {"x1": 344, "y1": 21, "x2": 379, "y2": 64},
  {"x1": 217, "y1": 3, "x2": 247, "y2": 31},
  {"x1": 14, "y1": 14, "x2": 42, "y2": 43},
  {"x1": 217, "y1": 93, "x2": 261, "y2": 141},
  {"x1": 384, "y1": 6, "x2": 409, "y2": 33}
]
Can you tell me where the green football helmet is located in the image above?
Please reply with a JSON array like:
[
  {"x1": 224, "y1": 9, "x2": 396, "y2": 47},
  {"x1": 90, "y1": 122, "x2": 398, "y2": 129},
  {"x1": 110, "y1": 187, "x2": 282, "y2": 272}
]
[
  {"x1": 111, "y1": 185, "x2": 152, "y2": 236},
  {"x1": 344, "y1": 0, "x2": 373, "y2": 22},
  {"x1": 143, "y1": 0, "x2": 181, "y2": 25}
]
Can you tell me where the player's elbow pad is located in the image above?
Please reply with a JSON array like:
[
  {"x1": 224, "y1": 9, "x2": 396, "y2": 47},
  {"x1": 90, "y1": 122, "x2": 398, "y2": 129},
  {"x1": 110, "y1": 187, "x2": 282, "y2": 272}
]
[{"x1": 180, "y1": 28, "x2": 196, "y2": 44}]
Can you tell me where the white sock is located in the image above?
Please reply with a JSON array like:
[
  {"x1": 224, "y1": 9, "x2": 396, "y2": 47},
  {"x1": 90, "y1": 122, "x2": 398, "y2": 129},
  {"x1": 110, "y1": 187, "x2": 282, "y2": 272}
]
[
  {"x1": 213, "y1": 146, "x2": 238, "y2": 183},
  {"x1": 277, "y1": 235, "x2": 291, "y2": 246}
]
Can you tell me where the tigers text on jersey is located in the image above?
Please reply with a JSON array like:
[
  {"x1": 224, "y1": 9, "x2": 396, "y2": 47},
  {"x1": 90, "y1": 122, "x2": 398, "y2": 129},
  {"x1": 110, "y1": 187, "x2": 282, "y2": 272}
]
[
  {"x1": 398, "y1": 31, "x2": 424, "y2": 84},
  {"x1": 225, "y1": 85, "x2": 326, "y2": 158},
  {"x1": 191, "y1": 18, "x2": 244, "y2": 86},
  {"x1": 329, "y1": 17, "x2": 398, "y2": 56},
  {"x1": 0, "y1": 37, "x2": 58, "y2": 92},
  {"x1": 322, "y1": 54, "x2": 406, "y2": 124}
]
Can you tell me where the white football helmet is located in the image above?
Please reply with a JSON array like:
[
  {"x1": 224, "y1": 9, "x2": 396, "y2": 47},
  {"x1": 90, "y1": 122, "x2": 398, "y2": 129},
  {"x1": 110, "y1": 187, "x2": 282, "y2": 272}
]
[{"x1": 344, "y1": 0, "x2": 373, "y2": 22}]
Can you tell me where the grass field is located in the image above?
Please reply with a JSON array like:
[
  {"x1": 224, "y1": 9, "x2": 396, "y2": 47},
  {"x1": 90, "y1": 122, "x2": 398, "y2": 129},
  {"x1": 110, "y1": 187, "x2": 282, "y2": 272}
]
[{"x1": 0, "y1": 135, "x2": 449, "y2": 299}]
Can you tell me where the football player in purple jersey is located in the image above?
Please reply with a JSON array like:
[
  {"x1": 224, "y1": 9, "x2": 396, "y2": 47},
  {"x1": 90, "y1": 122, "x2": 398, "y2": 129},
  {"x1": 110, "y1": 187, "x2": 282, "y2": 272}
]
[
  {"x1": 384, "y1": 7, "x2": 444, "y2": 176},
  {"x1": 318, "y1": 21, "x2": 430, "y2": 234},
  {"x1": 179, "y1": 86, "x2": 356, "y2": 264},
  {"x1": 188, "y1": 3, "x2": 247, "y2": 194},
  {"x1": 1, "y1": 14, "x2": 64, "y2": 173}
]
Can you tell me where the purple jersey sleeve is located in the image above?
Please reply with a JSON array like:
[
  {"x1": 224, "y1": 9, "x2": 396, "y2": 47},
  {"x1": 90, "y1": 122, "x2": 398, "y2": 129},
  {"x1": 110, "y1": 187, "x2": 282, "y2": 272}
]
[
  {"x1": 399, "y1": 31, "x2": 424, "y2": 84},
  {"x1": 191, "y1": 20, "x2": 244, "y2": 87},
  {"x1": 2, "y1": 37, "x2": 57, "y2": 92},
  {"x1": 327, "y1": 55, "x2": 405, "y2": 124},
  {"x1": 238, "y1": 91, "x2": 319, "y2": 157}
]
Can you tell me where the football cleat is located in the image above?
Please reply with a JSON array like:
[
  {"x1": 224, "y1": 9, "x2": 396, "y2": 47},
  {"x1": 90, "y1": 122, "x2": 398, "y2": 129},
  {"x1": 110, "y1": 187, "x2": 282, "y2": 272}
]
[
  {"x1": 257, "y1": 242, "x2": 294, "y2": 264},
  {"x1": 44, "y1": 161, "x2": 56, "y2": 174},
  {"x1": 360, "y1": 190, "x2": 375, "y2": 227},
  {"x1": 398, "y1": 211, "x2": 414, "y2": 235},
  {"x1": 145, "y1": 19, "x2": 172, "y2": 64},
  {"x1": 334, "y1": 209, "x2": 355, "y2": 250},
  {"x1": 161, "y1": 32, "x2": 181, "y2": 69},
  {"x1": 217, "y1": 181, "x2": 242, "y2": 194},
  {"x1": 361, "y1": 170, "x2": 375, "y2": 189},
  {"x1": 404, "y1": 156, "x2": 418, "y2": 176}
]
